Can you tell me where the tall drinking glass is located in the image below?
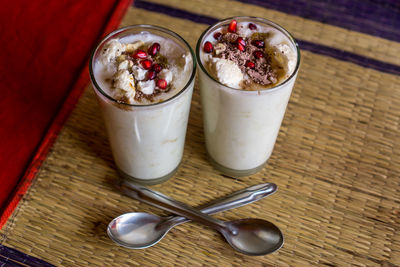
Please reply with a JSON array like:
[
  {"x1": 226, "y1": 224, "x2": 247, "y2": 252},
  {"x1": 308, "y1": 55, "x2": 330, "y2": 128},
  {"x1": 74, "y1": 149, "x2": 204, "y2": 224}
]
[
  {"x1": 90, "y1": 25, "x2": 196, "y2": 185},
  {"x1": 196, "y1": 17, "x2": 300, "y2": 176}
]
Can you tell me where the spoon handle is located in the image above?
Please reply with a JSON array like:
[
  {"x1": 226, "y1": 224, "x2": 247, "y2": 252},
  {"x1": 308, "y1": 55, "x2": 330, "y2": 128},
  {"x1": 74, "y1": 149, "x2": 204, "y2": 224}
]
[
  {"x1": 119, "y1": 181, "x2": 230, "y2": 232},
  {"x1": 165, "y1": 183, "x2": 277, "y2": 226}
]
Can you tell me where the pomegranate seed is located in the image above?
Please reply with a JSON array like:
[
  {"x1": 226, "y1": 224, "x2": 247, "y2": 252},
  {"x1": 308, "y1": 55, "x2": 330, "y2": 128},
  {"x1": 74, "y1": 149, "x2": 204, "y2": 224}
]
[
  {"x1": 213, "y1": 32, "x2": 222, "y2": 40},
  {"x1": 203, "y1": 41, "x2": 213, "y2": 53},
  {"x1": 252, "y1": 40, "x2": 265, "y2": 48},
  {"x1": 152, "y1": 63, "x2": 162, "y2": 73},
  {"x1": 237, "y1": 37, "x2": 246, "y2": 47},
  {"x1": 148, "y1": 43, "x2": 160, "y2": 56},
  {"x1": 147, "y1": 70, "x2": 156, "y2": 80},
  {"x1": 157, "y1": 79, "x2": 167, "y2": 89},
  {"x1": 228, "y1": 19, "x2": 237, "y2": 33},
  {"x1": 237, "y1": 43, "x2": 245, "y2": 51},
  {"x1": 248, "y1": 23, "x2": 257, "y2": 30},
  {"x1": 140, "y1": 59, "x2": 152, "y2": 70},
  {"x1": 246, "y1": 61, "x2": 255, "y2": 69},
  {"x1": 253, "y1": 51, "x2": 264, "y2": 59},
  {"x1": 133, "y1": 49, "x2": 147, "y2": 59}
]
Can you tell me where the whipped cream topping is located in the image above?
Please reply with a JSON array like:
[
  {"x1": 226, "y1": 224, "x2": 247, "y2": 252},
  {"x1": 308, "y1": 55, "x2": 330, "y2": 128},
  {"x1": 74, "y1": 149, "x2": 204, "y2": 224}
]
[
  {"x1": 101, "y1": 39, "x2": 124, "y2": 64},
  {"x1": 95, "y1": 33, "x2": 192, "y2": 105},
  {"x1": 202, "y1": 21, "x2": 297, "y2": 90},
  {"x1": 208, "y1": 57, "x2": 243, "y2": 89}
]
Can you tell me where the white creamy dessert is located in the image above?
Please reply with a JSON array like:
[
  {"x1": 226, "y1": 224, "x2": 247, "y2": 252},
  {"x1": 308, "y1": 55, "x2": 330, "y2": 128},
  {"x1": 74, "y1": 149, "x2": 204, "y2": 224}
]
[
  {"x1": 197, "y1": 18, "x2": 299, "y2": 175},
  {"x1": 91, "y1": 27, "x2": 195, "y2": 183},
  {"x1": 95, "y1": 33, "x2": 192, "y2": 105}
]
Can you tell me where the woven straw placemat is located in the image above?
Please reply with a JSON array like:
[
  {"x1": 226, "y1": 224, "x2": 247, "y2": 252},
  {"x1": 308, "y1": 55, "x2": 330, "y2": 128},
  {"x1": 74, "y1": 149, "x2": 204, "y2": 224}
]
[{"x1": 1, "y1": 1, "x2": 399, "y2": 266}]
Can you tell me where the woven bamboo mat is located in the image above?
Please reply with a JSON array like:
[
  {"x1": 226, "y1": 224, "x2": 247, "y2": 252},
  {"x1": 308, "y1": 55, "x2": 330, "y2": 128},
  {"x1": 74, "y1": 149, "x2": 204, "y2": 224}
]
[{"x1": 1, "y1": 1, "x2": 400, "y2": 266}]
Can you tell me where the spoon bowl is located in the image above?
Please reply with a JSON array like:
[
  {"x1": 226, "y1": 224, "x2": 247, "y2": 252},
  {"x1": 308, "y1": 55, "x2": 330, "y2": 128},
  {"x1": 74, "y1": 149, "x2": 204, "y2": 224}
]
[
  {"x1": 223, "y1": 219, "x2": 283, "y2": 256},
  {"x1": 108, "y1": 212, "x2": 167, "y2": 249}
]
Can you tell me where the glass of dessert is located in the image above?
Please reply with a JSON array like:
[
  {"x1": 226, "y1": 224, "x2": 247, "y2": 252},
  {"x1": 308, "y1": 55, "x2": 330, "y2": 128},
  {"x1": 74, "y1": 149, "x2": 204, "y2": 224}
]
[
  {"x1": 196, "y1": 17, "x2": 300, "y2": 177},
  {"x1": 90, "y1": 25, "x2": 196, "y2": 185}
]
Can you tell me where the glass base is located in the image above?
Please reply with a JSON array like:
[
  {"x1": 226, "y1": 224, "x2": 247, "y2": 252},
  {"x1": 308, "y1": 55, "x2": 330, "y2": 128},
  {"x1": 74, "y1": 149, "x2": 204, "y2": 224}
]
[
  {"x1": 207, "y1": 153, "x2": 266, "y2": 177},
  {"x1": 117, "y1": 165, "x2": 179, "y2": 185}
]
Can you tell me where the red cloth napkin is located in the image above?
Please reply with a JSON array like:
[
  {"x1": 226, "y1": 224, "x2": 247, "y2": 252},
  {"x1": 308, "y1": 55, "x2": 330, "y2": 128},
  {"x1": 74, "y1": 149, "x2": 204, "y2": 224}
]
[{"x1": 0, "y1": 0, "x2": 131, "y2": 226}]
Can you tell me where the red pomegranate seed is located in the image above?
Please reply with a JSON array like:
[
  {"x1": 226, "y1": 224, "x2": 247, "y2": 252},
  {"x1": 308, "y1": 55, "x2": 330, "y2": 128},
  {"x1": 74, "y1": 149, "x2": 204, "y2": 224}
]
[
  {"x1": 252, "y1": 40, "x2": 265, "y2": 48},
  {"x1": 237, "y1": 43, "x2": 245, "y2": 51},
  {"x1": 245, "y1": 61, "x2": 255, "y2": 69},
  {"x1": 253, "y1": 51, "x2": 264, "y2": 59},
  {"x1": 228, "y1": 19, "x2": 237, "y2": 33},
  {"x1": 140, "y1": 59, "x2": 152, "y2": 70},
  {"x1": 248, "y1": 23, "x2": 257, "y2": 30},
  {"x1": 148, "y1": 43, "x2": 160, "y2": 56},
  {"x1": 147, "y1": 70, "x2": 156, "y2": 80},
  {"x1": 203, "y1": 41, "x2": 213, "y2": 53},
  {"x1": 157, "y1": 79, "x2": 167, "y2": 89},
  {"x1": 237, "y1": 37, "x2": 246, "y2": 47},
  {"x1": 213, "y1": 32, "x2": 222, "y2": 40},
  {"x1": 152, "y1": 63, "x2": 162, "y2": 73},
  {"x1": 133, "y1": 49, "x2": 147, "y2": 59}
]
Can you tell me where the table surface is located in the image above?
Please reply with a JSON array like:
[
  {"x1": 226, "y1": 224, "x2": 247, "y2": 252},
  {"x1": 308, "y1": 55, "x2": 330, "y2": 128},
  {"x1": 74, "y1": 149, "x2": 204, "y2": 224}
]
[{"x1": 1, "y1": 0, "x2": 400, "y2": 266}]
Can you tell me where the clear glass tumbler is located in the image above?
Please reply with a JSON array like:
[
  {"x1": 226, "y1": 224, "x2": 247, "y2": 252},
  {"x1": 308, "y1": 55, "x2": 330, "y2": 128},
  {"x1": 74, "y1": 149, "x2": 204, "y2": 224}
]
[
  {"x1": 196, "y1": 17, "x2": 300, "y2": 176},
  {"x1": 90, "y1": 25, "x2": 196, "y2": 184}
]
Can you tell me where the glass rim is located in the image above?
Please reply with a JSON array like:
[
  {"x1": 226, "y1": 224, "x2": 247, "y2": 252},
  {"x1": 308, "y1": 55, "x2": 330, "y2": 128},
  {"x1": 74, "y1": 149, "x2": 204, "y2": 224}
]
[
  {"x1": 89, "y1": 24, "x2": 197, "y2": 107},
  {"x1": 196, "y1": 16, "x2": 301, "y2": 94}
]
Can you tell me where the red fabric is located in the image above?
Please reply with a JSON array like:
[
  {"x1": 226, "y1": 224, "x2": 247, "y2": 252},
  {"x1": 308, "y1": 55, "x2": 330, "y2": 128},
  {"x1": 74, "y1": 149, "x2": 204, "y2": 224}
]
[{"x1": 0, "y1": 0, "x2": 132, "y2": 225}]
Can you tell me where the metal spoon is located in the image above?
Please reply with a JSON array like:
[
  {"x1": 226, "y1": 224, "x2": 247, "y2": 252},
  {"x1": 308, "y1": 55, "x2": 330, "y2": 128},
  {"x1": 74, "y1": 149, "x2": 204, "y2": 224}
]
[
  {"x1": 111, "y1": 181, "x2": 283, "y2": 256},
  {"x1": 108, "y1": 183, "x2": 277, "y2": 250}
]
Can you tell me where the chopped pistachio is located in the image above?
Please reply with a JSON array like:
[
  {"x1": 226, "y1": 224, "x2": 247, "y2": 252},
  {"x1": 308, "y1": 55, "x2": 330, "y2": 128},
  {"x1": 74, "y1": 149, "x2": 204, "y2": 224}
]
[
  {"x1": 116, "y1": 54, "x2": 126, "y2": 63},
  {"x1": 154, "y1": 54, "x2": 169, "y2": 68},
  {"x1": 250, "y1": 32, "x2": 270, "y2": 40},
  {"x1": 214, "y1": 43, "x2": 226, "y2": 55},
  {"x1": 125, "y1": 41, "x2": 144, "y2": 53}
]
